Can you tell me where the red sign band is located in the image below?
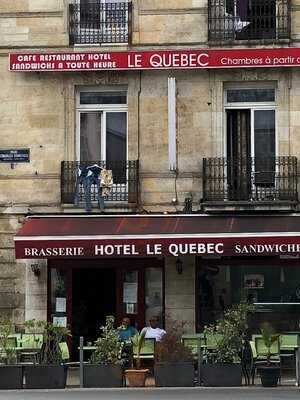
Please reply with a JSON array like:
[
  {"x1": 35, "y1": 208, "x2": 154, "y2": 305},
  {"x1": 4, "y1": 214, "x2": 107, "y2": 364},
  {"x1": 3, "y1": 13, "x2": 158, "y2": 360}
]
[
  {"x1": 14, "y1": 236, "x2": 300, "y2": 259},
  {"x1": 9, "y1": 48, "x2": 300, "y2": 72}
]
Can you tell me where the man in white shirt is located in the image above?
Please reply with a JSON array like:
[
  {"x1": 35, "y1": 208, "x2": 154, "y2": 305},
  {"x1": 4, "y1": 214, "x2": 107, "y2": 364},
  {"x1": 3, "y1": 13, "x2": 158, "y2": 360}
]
[{"x1": 141, "y1": 316, "x2": 166, "y2": 342}]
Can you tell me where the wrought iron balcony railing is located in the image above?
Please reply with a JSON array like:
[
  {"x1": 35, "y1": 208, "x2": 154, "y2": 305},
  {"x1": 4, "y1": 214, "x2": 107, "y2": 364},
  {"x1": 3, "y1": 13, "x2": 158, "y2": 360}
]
[
  {"x1": 203, "y1": 157, "x2": 298, "y2": 204},
  {"x1": 69, "y1": 1, "x2": 131, "y2": 45},
  {"x1": 208, "y1": 0, "x2": 290, "y2": 42},
  {"x1": 61, "y1": 160, "x2": 139, "y2": 205}
]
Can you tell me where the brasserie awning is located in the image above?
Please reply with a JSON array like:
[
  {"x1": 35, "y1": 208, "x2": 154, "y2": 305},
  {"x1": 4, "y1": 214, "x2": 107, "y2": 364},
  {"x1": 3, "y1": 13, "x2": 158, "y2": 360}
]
[{"x1": 14, "y1": 214, "x2": 300, "y2": 259}]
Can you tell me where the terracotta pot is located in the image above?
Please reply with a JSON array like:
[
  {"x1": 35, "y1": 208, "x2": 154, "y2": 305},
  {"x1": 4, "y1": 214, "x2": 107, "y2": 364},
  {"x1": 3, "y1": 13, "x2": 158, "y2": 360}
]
[{"x1": 125, "y1": 369, "x2": 149, "y2": 387}]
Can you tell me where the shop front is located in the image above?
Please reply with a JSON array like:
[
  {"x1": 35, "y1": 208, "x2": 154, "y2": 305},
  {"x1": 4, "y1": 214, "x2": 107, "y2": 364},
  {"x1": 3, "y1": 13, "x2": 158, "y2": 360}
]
[{"x1": 14, "y1": 214, "x2": 300, "y2": 359}]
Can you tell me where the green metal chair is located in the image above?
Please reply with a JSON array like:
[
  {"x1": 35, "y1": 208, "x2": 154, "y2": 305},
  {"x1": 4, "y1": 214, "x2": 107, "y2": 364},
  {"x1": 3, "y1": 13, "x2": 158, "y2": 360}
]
[
  {"x1": 182, "y1": 336, "x2": 202, "y2": 359},
  {"x1": 280, "y1": 334, "x2": 298, "y2": 370},
  {"x1": 21, "y1": 334, "x2": 43, "y2": 349},
  {"x1": 132, "y1": 338, "x2": 155, "y2": 364},
  {"x1": 0, "y1": 336, "x2": 17, "y2": 364},
  {"x1": 59, "y1": 342, "x2": 70, "y2": 362}
]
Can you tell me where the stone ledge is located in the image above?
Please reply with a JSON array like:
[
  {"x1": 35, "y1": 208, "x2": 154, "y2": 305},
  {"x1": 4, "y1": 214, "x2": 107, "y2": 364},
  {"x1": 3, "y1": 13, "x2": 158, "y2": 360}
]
[
  {"x1": 140, "y1": 7, "x2": 207, "y2": 15},
  {"x1": 0, "y1": 11, "x2": 63, "y2": 18}
]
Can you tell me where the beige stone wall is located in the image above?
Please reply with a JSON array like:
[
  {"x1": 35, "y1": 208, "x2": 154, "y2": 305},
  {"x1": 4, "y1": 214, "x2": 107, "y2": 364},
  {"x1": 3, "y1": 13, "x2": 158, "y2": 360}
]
[
  {"x1": 0, "y1": 215, "x2": 25, "y2": 329},
  {"x1": 165, "y1": 256, "x2": 195, "y2": 333}
]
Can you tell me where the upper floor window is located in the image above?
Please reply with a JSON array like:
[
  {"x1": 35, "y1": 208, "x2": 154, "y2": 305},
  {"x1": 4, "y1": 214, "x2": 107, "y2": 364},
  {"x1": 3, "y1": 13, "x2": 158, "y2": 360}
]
[
  {"x1": 208, "y1": 0, "x2": 290, "y2": 43},
  {"x1": 69, "y1": 0, "x2": 131, "y2": 45}
]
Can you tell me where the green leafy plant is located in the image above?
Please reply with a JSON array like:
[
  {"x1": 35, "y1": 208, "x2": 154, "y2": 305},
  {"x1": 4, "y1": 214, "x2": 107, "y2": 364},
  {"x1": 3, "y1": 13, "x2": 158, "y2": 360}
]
[
  {"x1": 130, "y1": 330, "x2": 147, "y2": 368},
  {"x1": 155, "y1": 319, "x2": 193, "y2": 363},
  {"x1": 55, "y1": 278, "x2": 66, "y2": 298},
  {"x1": 260, "y1": 322, "x2": 280, "y2": 365},
  {"x1": 0, "y1": 319, "x2": 17, "y2": 365},
  {"x1": 203, "y1": 302, "x2": 255, "y2": 364},
  {"x1": 90, "y1": 316, "x2": 123, "y2": 365},
  {"x1": 25, "y1": 320, "x2": 70, "y2": 365},
  {"x1": 40, "y1": 322, "x2": 70, "y2": 365}
]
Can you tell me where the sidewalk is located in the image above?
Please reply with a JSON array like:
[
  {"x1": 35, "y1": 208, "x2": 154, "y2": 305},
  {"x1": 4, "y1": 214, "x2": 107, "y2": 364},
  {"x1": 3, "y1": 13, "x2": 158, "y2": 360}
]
[{"x1": 0, "y1": 386, "x2": 299, "y2": 400}]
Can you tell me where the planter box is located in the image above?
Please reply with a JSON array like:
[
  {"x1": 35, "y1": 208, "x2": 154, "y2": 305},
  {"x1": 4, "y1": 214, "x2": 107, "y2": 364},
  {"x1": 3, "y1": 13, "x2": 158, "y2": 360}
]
[
  {"x1": 83, "y1": 364, "x2": 123, "y2": 388},
  {"x1": 201, "y1": 364, "x2": 242, "y2": 387},
  {"x1": 24, "y1": 365, "x2": 67, "y2": 389},
  {"x1": 154, "y1": 362, "x2": 194, "y2": 387},
  {"x1": 0, "y1": 365, "x2": 23, "y2": 389}
]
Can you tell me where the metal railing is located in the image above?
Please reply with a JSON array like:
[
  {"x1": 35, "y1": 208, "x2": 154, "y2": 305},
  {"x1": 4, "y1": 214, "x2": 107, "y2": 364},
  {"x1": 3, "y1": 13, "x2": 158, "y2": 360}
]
[
  {"x1": 208, "y1": 0, "x2": 290, "y2": 42},
  {"x1": 69, "y1": 1, "x2": 131, "y2": 45},
  {"x1": 203, "y1": 157, "x2": 298, "y2": 203},
  {"x1": 61, "y1": 160, "x2": 138, "y2": 205}
]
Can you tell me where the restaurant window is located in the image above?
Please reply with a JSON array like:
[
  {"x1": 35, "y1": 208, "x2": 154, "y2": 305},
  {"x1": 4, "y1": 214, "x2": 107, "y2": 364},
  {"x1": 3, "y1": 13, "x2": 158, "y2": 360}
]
[
  {"x1": 145, "y1": 268, "x2": 164, "y2": 327},
  {"x1": 50, "y1": 269, "x2": 68, "y2": 327},
  {"x1": 196, "y1": 262, "x2": 300, "y2": 333}
]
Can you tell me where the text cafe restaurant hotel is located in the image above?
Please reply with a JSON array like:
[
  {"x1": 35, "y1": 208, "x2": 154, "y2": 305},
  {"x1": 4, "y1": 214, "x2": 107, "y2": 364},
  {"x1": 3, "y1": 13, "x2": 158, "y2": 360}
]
[{"x1": 6, "y1": 5, "x2": 300, "y2": 355}]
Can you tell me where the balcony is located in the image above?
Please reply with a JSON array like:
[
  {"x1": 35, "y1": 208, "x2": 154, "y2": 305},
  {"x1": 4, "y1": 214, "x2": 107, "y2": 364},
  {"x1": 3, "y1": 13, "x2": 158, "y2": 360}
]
[
  {"x1": 69, "y1": 1, "x2": 131, "y2": 45},
  {"x1": 203, "y1": 157, "x2": 298, "y2": 209},
  {"x1": 61, "y1": 161, "x2": 139, "y2": 206},
  {"x1": 208, "y1": 0, "x2": 290, "y2": 43}
]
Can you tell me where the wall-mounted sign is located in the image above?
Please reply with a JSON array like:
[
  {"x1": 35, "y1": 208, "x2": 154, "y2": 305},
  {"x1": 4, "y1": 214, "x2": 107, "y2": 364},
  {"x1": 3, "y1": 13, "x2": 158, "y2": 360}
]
[
  {"x1": 0, "y1": 149, "x2": 30, "y2": 163},
  {"x1": 8, "y1": 47, "x2": 300, "y2": 72},
  {"x1": 14, "y1": 237, "x2": 300, "y2": 259}
]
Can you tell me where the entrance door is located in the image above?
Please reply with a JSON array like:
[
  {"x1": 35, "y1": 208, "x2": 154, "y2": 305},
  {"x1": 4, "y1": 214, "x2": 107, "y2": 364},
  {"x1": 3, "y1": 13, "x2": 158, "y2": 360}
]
[{"x1": 71, "y1": 268, "x2": 116, "y2": 358}]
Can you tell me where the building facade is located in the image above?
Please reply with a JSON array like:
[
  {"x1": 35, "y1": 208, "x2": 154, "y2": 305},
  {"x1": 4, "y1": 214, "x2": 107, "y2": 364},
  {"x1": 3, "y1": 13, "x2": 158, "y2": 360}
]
[{"x1": 2, "y1": 0, "x2": 300, "y2": 355}]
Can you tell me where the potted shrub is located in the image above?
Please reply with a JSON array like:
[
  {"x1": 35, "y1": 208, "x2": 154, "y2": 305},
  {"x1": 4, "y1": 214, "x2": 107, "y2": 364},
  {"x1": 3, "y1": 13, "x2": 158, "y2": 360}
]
[
  {"x1": 0, "y1": 319, "x2": 23, "y2": 389},
  {"x1": 24, "y1": 321, "x2": 70, "y2": 389},
  {"x1": 201, "y1": 302, "x2": 254, "y2": 387},
  {"x1": 258, "y1": 323, "x2": 281, "y2": 387},
  {"x1": 124, "y1": 331, "x2": 149, "y2": 387},
  {"x1": 84, "y1": 315, "x2": 123, "y2": 388},
  {"x1": 154, "y1": 320, "x2": 194, "y2": 387}
]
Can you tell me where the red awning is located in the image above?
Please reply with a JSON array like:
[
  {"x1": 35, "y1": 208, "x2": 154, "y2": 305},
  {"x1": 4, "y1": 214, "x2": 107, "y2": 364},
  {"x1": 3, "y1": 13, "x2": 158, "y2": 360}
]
[{"x1": 14, "y1": 214, "x2": 300, "y2": 259}]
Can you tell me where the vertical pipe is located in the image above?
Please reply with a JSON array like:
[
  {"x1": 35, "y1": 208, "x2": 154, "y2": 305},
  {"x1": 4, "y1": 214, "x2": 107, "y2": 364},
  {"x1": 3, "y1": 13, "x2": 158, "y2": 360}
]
[
  {"x1": 168, "y1": 77, "x2": 177, "y2": 171},
  {"x1": 79, "y1": 336, "x2": 84, "y2": 388}
]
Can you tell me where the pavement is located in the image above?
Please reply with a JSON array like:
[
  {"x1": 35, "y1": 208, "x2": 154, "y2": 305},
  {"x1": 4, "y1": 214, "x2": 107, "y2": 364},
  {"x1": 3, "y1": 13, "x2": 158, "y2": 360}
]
[{"x1": 0, "y1": 387, "x2": 299, "y2": 400}]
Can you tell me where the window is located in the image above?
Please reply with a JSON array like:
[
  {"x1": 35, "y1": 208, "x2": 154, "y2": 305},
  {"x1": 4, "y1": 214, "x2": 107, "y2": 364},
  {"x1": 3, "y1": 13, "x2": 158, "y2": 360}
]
[
  {"x1": 76, "y1": 88, "x2": 128, "y2": 186},
  {"x1": 73, "y1": 0, "x2": 130, "y2": 44},
  {"x1": 77, "y1": 89, "x2": 127, "y2": 165},
  {"x1": 224, "y1": 86, "x2": 276, "y2": 200}
]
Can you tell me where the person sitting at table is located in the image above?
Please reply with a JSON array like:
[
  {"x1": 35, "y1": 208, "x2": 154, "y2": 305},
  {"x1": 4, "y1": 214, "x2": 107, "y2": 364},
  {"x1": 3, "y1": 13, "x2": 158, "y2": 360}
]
[
  {"x1": 118, "y1": 317, "x2": 138, "y2": 342},
  {"x1": 141, "y1": 316, "x2": 166, "y2": 342}
]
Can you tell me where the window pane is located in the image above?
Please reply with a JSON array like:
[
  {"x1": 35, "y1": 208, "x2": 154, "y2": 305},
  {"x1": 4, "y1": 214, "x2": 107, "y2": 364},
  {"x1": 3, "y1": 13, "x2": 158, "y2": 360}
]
[
  {"x1": 80, "y1": 112, "x2": 102, "y2": 161},
  {"x1": 145, "y1": 268, "x2": 163, "y2": 327},
  {"x1": 123, "y1": 271, "x2": 138, "y2": 315},
  {"x1": 80, "y1": 92, "x2": 127, "y2": 105},
  {"x1": 254, "y1": 110, "x2": 275, "y2": 185},
  {"x1": 227, "y1": 89, "x2": 275, "y2": 103},
  {"x1": 106, "y1": 112, "x2": 127, "y2": 183}
]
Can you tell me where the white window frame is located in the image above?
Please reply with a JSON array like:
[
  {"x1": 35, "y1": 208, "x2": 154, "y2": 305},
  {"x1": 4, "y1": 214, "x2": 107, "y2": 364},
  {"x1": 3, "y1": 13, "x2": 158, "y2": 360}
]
[
  {"x1": 76, "y1": 88, "x2": 128, "y2": 162},
  {"x1": 223, "y1": 85, "x2": 277, "y2": 198}
]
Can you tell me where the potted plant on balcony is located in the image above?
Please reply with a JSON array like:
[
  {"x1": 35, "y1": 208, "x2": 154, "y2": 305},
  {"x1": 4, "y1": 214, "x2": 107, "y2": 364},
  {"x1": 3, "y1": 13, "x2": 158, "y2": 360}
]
[
  {"x1": 84, "y1": 315, "x2": 124, "y2": 388},
  {"x1": 201, "y1": 302, "x2": 254, "y2": 387},
  {"x1": 24, "y1": 321, "x2": 70, "y2": 389},
  {"x1": 124, "y1": 330, "x2": 149, "y2": 387},
  {"x1": 154, "y1": 320, "x2": 194, "y2": 387},
  {"x1": 258, "y1": 323, "x2": 281, "y2": 387},
  {"x1": 0, "y1": 319, "x2": 23, "y2": 389}
]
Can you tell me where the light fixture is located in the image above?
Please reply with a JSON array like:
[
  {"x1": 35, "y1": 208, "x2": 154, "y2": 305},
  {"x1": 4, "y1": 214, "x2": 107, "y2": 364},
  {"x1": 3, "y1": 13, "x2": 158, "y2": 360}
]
[
  {"x1": 31, "y1": 264, "x2": 40, "y2": 277},
  {"x1": 176, "y1": 258, "x2": 183, "y2": 275}
]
